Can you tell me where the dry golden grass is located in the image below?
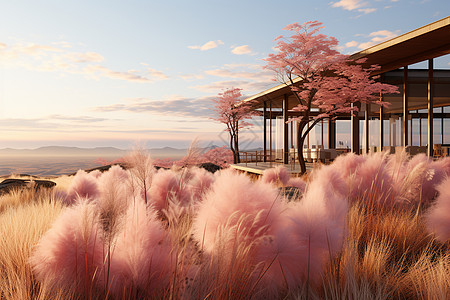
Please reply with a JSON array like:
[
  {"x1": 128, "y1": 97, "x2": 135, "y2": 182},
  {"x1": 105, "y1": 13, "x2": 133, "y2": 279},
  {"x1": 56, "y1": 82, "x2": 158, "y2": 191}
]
[
  {"x1": 0, "y1": 198, "x2": 65, "y2": 299},
  {"x1": 320, "y1": 199, "x2": 449, "y2": 300}
]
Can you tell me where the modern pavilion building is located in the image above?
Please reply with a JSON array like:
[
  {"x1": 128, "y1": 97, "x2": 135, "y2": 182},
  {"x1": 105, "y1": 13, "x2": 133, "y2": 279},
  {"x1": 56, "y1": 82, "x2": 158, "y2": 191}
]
[{"x1": 234, "y1": 16, "x2": 450, "y2": 174}]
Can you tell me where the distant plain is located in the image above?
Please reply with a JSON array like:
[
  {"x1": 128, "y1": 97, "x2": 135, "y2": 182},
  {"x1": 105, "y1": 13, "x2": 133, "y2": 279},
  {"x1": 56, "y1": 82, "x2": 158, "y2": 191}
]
[{"x1": 0, "y1": 146, "x2": 188, "y2": 177}]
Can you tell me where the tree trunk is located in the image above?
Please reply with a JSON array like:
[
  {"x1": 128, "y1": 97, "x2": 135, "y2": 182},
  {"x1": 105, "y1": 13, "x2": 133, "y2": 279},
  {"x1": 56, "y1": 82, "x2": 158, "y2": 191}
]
[
  {"x1": 230, "y1": 134, "x2": 237, "y2": 164},
  {"x1": 296, "y1": 117, "x2": 323, "y2": 174},
  {"x1": 297, "y1": 122, "x2": 307, "y2": 174},
  {"x1": 235, "y1": 133, "x2": 240, "y2": 163}
]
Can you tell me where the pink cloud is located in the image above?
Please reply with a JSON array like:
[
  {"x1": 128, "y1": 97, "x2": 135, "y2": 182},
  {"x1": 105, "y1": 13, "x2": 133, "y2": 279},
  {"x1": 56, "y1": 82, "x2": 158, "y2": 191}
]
[
  {"x1": 188, "y1": 40, "x2": 224, "y2": 51},
  {"x1": 231, "y1": 45, "x2": 253, "y2": 55}
]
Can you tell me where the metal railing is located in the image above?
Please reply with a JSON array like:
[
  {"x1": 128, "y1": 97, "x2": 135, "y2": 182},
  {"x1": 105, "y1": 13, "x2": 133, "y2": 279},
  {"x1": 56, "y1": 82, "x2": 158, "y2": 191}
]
[
  {"x1": 238, "y1": 151, "x2": 272, "y2": 164},
  {"x1": 237, "y1": 148, "x2": 348, "y2": 168}
]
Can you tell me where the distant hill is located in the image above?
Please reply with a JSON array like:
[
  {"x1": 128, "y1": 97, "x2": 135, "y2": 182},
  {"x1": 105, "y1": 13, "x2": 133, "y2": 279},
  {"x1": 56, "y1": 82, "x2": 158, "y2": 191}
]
[
  {"x1": 0, "y1": 146, "x2": 126, "y2": 157},
  {"x1": 0, "y1": 145, "x2": 258, "y2": 159},
  {"x1": 0, "y1": 146, "x2": 187, "y2": 159}
]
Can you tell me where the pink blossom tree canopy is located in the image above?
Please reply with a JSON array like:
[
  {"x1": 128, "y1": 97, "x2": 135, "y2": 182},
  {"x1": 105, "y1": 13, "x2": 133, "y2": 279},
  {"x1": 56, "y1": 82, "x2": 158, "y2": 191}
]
[
  {"x1": 212, "y1": 88, "x2": 257, "y2": 164},
  {"x1": 265, "y1": 20, "x2": 398, "y2": 173}
]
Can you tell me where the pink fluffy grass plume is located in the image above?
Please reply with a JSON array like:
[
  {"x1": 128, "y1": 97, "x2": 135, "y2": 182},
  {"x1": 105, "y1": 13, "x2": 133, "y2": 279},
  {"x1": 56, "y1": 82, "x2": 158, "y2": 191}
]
[
  {"x1": 426, "y1": 177, "x2": 450, "y2": 243},
  {"x1": 107, "y1": 198, "x2": 174, "y2": 298},
  {"x1": 254, "y1": 165, "x2": 348, "y2": 292},
  {"x1": 330, "y1": 152, "x2": 367, "y2": 179},
  {"x1": 187, "y1": 167, "x2": 215, "y2": 202},
  {"x1": 148, "y1": 169, "x2": 191, "y2": 212},
  {"x1": 97, "y1": 165, "x2": 130, "y2": 213},
  {"x1": 261, "y1": 165, "x2": 290, "y2": 186},
  {"x1": 286, "y1": 177, "x2": 307, "y2": 195},
  {"x1": 192, "y1": 169, "x2": 286, "y2": 255},
  {"x1": 29, "y1": 200, "x2": 105, "y2": 295},
  {"x1": 350, "y1": 152, "x2": 393, "y2": 205},
  {"x1": 64, "y1": 170, "x2": 100, "y2": 205}
]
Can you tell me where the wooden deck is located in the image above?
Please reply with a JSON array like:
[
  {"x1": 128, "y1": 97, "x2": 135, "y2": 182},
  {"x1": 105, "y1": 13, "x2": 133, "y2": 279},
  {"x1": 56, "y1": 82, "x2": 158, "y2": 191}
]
[{"x1": 230, "y1": 161, "x2": 317, "y2": 176}]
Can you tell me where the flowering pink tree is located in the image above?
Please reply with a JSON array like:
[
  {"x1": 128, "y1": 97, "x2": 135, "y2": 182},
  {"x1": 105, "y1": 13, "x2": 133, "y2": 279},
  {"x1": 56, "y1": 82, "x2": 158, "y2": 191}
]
[
  {"x1": 265, "y1": 21, "x2": 398, "y2": 174},
  {"x1": 212, "y1": 88, "x2": 257, "y2": 164}
]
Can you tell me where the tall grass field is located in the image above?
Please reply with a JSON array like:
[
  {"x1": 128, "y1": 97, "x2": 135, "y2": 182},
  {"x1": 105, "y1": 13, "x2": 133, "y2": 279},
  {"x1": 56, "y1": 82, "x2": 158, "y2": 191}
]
[{"x1": 1, "y1": 150, "x2": 449, "y2": 299}]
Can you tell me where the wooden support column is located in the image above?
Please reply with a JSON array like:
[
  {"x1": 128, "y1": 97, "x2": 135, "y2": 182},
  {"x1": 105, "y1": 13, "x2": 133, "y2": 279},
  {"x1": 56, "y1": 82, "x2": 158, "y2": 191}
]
[
  {"x1": 269, "y1": 101, "x2": 273, "y2": 161},
  {"x1": 419, "y1": 114, "x2": 422, "y2": 146},
  {"x1": 428, "y1": 59, "x2": 434, "y2": 157},
  {"x1": 351, "y1": 102, "x2": 360, "y2": 154},
  {"x1": 263, "y1": 101, "x2": 267, "y2": 162},
  {"x1": 328, "y1": 118, "x2": 336, "y2": 149},
  {"x1": 365, "y1": 103, "x2": 370, "y2": 153},
  {"x1": 380, "y1": 104, "x2": 384, "y2": 151},
  {"x1": 410, "y1": 116, "x2": 413, "y2": 146},
  {"x1": 283, "y1": 94, "x2": 289, "y2": 164},
  {"x1": 441, "y1": 106, "x2": 444, "y2": 144},
  {"x1": 291, "y1": 121, "x2": 294, "y2": 148},
  {"x1": 403, "y1": 66, "x2": 409, "y2": 147},
  {"x1": 321, "y1": 119, "x2": 324, "y2": 148}
]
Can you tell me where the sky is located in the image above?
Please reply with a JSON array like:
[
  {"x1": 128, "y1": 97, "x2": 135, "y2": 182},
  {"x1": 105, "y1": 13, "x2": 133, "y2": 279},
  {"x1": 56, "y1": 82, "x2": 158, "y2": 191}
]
[{"x1": 0, "y1": 0, "x2": 449, "y2": 150}]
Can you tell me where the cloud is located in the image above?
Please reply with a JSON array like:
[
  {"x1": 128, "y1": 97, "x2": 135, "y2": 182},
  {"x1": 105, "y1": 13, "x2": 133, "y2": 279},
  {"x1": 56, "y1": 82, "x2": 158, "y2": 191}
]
[
  {"x1": 358, "y1": 41, "x2": 376, "y2": 49},
  {"x1": 0, "y1": 41, "x2": 168, "y2": 83},
  {"x1": 188, "y1": 40, "x2": 224, "y2": 51},
  {"x1": 192, "y1": 80, "x2": 275, "y2": 94},
  {"x1": 206, "y1": 63, "x2": 273, "y2": 79},
  {"x1": 369, "y1": 30, "x2": 398, "y2": 41},
  {"x1": 231, "y1": 45, "x2": 254, "y2": 55},
  {"x1": 345, "y1": 29, "x2": 400, "y2": 50},
  {"x1": 147, "y1": 68, "x2": 169, "y2": 79},
  {"x1": 331, "y1": 0, "x2": 365, "y2": 10},
  {"x1": 194, "y1": 63, "x2": 277, "y2": 93},
  {"x1": 0, "y1": 114, "x2": 110, "y2": 131},
  {"x1": 357, "y1": 29, "x2": 399, "y2": 49},
  {"x1": 205, "y1": 68, "x2": 272, "y2": 81},
  {"x1": 93, "y1": 96, "x2": 216, "y2": 118},
  {"x1": 345, "y1": 41, "x2": 359, "y2": 48},
  {"x1": 47, "y1": 115, "x2": 110, "y2": 123},
  {"x1": 358, "y1": 8, "x2": 376, "y2": 13},
  {"x1": 63, "y1": 52, "x2": 104, "y2": 63},
  {"x1": 331, "y1": 0, "x2": 376, "y2": 14},
  {"x1": 83, "y1": 65, "x2": 155, "y2": 82}
]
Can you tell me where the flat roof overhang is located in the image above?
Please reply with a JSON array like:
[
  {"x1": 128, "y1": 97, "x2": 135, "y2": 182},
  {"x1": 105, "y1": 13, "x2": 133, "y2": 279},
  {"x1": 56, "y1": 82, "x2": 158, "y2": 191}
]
[
  {"x1": 351, "y1": 16, "x2": 450, "y2": 75},
  {"x1": 241, "y1": 16, "x2": 450, "y2": 114}
]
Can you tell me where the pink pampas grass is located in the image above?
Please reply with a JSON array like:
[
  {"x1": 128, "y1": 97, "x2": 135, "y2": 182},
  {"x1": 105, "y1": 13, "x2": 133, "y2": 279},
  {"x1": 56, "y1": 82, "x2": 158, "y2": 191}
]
[
  {"x1": 29, "y1": 200, "x2": 105, "y2": 295},
  {"x1": 124, "y1": 149, "x2": 154, "y2": 204},
  {"x1": 393, "y1": 153, "x2": 446, "y2": 205},
  {"x1": 65, "y1": 170, "x2": 100, "y2": 205},
  {"x1": 252, "y1": 164, "x2": 348, "y2": 294},
  {"x1": 425, "y1": 177, "x2": 450, "y2": 243},
  {"x1": 96, "y1": 165, "x2": 130, "y2": 235},
  {"x1": 350, "y1": 152, "x2": 393, "y2": 205},
  {"x1": 261, "y1": 165, "x2": 290, "y2": 186},
  {"x1": 187, "y1": 167, "x2": 215, "y2": 202},
  {"x1": 286, "y1": 177, "x2": 307, "y2": 194},
  {"x1": 107, "y1": 198, "x2": 173, "y2": 298},
  {"x1": 331, "y1": 152, "x2": 367, "y2": 179},
  {"x1": 290, "y1": 164, "x2": 347, "y2": 267},
  {"x1": 148, "y1": 169, "x2": 191, "y2": 212},
  {"x1": 192, "y1": 169, "x2": 285, "y2": 255},
  {"x1": 89, "y1": 169, "x2": 102, "y2": 178}
]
